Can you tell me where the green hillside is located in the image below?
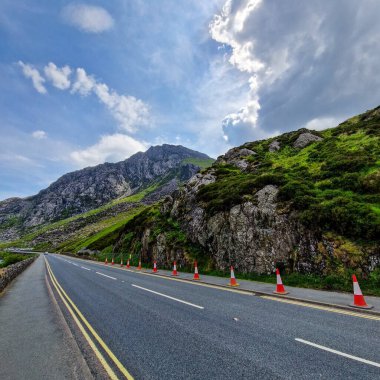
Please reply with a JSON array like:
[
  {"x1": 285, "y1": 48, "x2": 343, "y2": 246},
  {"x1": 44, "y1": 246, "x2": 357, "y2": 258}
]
[{"x1": 198, "y1": 108, "x2": 380, "y2": 243}]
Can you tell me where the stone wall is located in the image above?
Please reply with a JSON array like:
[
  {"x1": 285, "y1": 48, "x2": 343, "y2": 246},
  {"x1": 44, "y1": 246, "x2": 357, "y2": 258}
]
[{"x1": 0, "y1": 256, "x2": 37, "y2": 292}]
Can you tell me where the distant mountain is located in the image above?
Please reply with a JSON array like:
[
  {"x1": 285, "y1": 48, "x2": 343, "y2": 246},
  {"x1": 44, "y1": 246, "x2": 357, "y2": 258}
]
[{"x1": 0, "y1": 144, "x2": 213, "y2": 241}]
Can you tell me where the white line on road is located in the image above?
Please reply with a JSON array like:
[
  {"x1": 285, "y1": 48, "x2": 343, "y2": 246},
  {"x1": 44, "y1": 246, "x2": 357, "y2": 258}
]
[
  {"x1": 96, "y1": 272, "x2": 117, "y2": 280},
  {"x1": 295, "y1": 338, "x2": 380, "y2": 368},
  {"x1": 72, "y1": 263, "x2": 79, "y2": 267},
  {"x1": 131, "y1": 284, "x2": 204, "y2": 309},
  {"x1": 81, "y1": 266, "x2": 91, "y2": 271}
]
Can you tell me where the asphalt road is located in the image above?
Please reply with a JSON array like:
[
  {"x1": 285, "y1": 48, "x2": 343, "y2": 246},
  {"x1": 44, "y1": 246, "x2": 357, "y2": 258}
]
[{"x1": 45, "y1": 254, "x2": 380, "y2": 379}]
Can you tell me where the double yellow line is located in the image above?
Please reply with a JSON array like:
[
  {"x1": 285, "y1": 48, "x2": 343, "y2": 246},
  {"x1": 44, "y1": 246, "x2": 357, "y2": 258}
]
[{"x1": 45, "y1": 258, "x2": 134, "y2": 380}]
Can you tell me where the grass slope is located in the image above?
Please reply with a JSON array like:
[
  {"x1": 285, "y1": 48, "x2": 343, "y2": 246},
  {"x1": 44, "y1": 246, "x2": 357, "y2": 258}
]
[
  {"x1": 198, "y1": 108, "x2": 380, "y2": 243},
  {"x1": 0, "y1": 186, "x2": 158, "y2": 251}
]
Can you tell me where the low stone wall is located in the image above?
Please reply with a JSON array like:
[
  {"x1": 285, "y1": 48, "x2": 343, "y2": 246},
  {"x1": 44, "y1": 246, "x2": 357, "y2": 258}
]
[{"x1": 0, "y1": 256, "x2": 37, "y2": 292}]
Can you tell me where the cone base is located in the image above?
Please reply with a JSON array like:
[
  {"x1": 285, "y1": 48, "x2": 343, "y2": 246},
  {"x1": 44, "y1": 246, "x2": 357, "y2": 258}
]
[
  {"x1": 152, "y1": 270, "x2": 158, "y2": 273},
  {"x1": 227, "y1": 283, "x2": 240, "y2": 287},
  {"x1": 349, "y1": 303, "x2": 373, "y2": 310},
  {"x1": 273, "y1": 290, "x2": 289, "y2": 295},
  {"x1": 171, "y1": 273, "x2": 179, "y2": 276},
  {"x1": 193, "y1": 277, "x2": 200, "y2": 281}
]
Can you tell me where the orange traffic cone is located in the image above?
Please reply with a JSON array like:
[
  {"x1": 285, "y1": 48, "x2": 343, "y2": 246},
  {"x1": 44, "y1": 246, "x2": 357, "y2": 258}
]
[
  {"x1": 350, "y1": 274, "x2": 373, "y2": 309},
  {"x1": 273, "y1": 268, "x2": 288, "y2": 295},
  {"x1": 153, "y1": 261, "x2": 158, "y2": 273},
  {"x1": 193, "y1": 261, "x2": 200, "y2": 280},
  {"x1": 105, "y1": 257, "x2": 108, "y2": 265},
  {"x1": 126, "y1": 259, "x2": 130, "y2": 268},
  {"x1": 172, "y1": 261, "x2": 179, "y2": 276},
  {"x1": 137, "y1": 259, "x2": 142, "y2": 270},
  {"x1": 228, "y1": 266, "x2": 239, "y2": 286},
  {"x1": 111, "y1": 257, "x2": 114, "y2": 265}
]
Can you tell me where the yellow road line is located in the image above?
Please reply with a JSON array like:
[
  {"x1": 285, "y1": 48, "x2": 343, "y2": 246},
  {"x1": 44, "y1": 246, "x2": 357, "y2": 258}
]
[
  {"x1": 45, "y1": 259, "x2": 119, "y2": 380},
  {"x1": 45, "y1": 259, "x2": 134, "y2": 379},
  {"x1": 261, "y1": 296, "x2": 380, "y2": 321}
]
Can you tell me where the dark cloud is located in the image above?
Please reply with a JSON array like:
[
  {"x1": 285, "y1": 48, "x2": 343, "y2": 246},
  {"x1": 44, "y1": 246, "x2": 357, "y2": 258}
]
[{"x1": 211, "y1": 0, "x2": 380, "y2": 144}]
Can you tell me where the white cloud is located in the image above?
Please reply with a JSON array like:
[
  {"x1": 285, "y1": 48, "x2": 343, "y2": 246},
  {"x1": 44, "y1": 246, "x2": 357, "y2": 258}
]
[
  {"x1": 70, "y1": 68, "x2": 95, "y2": 95},
  {"x1": 19, "y1": 63, "x2": 150, "y2": 133},
  {"x1": 70, "y1": 133, "x2": 147, "y2": 167},
  {"x1": 305, "y1": 117, "x2": 342, "y2": 131},
  {"x1": 18, "y1": 61, "x2": 47, "y2": 94},
  {"x1": 44, "y1": 62, "x2": 71, "y2": 90},
  {"x1": 71, "y1": 67, "x2": 150, "y2": 133},
  {"x1": 62, "y1": 4, "x2": 114, "y2": 33},
  {"x1": 209, "y1": 1, "x2": 264, "y2": 144},
  {"x1": 94, "y1": 82, "x2": 150, "y2": 133},
  {"x1": 32, "y1": 130, "x2": 47, "y2": 139}
]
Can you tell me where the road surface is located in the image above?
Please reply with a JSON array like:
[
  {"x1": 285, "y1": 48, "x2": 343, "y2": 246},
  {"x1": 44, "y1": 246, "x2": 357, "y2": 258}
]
[{"x1": 44, "y1": 254, "x2": 380, "y2": 379}]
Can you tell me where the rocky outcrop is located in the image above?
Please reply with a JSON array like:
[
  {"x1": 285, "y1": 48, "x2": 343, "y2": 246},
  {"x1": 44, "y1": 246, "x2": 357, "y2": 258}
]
[
  {"x1": 216, "y1": 147, "x2": 255, "y2": 170},
  {"x1": 161, "y1": 179, "x2": 320, "y2": 274},
  {"x1": 293, "y1": 132, "x2": 323, "y2": 148},
  {"x1": 269, "y1": 140, "x2": 280, "y2": 152}
]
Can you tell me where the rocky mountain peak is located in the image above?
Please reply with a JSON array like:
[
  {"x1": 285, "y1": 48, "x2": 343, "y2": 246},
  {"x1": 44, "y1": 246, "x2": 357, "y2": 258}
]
[{"x1": 0, "y1": 144, "x2": 213, "y2": 239}]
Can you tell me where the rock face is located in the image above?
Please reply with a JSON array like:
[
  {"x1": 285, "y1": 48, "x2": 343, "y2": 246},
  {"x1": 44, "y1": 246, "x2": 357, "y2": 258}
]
[
  {"x1": 0, "y1": 144, "x2": 212, "y2": 241},
  {"x1": 293, "y1": 132, "x2": 323, "y2": 148},
  {"x1": 164, "y1": 178, "x2": 318, "y2": 274}
]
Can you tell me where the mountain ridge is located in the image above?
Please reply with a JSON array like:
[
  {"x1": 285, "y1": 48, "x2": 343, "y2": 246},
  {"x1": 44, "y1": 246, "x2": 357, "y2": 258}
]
[{"x1": 0, "y1": 144, "x2": 213, "y2": 241}]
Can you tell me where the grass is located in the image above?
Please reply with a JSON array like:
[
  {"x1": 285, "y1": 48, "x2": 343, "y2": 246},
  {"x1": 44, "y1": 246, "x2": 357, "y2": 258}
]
[
  {"x1": 182, "y1": 157, "x2": 215, "y2": 170},
  {"x1": 197, "y1": 108, "x2": 380, "y2": 242},
  {"x1": 57, "y1": 205, "x2": 147, "y2": 253}
]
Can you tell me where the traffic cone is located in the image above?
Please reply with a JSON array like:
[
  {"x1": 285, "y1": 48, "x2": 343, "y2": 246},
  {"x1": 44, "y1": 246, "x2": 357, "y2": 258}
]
[
  {"x1": 105, "y1": 257, "x2": 108, "y2": 265},
  {"x1": 111, "y1": 257, "x2": 114, "y2": 265},
  {"x1": 172, "y1": 261, "x2": 179, "y2": 276},
  {"x1": 126, "y1": 259, "x2": 130, "y2": 268},
  {"x1": 153, "y1": 261, "x2": 158, "y2": 273},
  {"x1": 137, "y1": 259, "x2": 142, "y2": 270},
  {"x1": 228, "y1": 266, "x2": 239, "y2": 287},
  {"x1": 350, "y1": 274, "x2": 373, "y2": 309},
  {"x1": 273, "y1": 268, "x2": 288, "y2": 295},
  {"x1": 193, "y1": 261, "x2": 200, "y2": 280}
]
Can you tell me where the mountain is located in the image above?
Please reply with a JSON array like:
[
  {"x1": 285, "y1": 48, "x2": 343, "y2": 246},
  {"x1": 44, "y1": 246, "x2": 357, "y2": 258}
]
[
  {"x1": 0, "y1": 144, "x2": 214, "y2": 242},
  {"x1": 112, "y1": 106, "x2": 380, "y2": 279}
]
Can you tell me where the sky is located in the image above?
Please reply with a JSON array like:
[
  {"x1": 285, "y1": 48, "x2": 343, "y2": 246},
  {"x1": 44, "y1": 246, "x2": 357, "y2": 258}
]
[{"x1": 1, "y1": 0, "x2": 380, "y2": 200}]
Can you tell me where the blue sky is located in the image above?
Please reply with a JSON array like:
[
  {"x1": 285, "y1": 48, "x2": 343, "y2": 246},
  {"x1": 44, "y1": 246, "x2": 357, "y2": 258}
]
[{"x1": 1, "y1": 0, "x2": 380, "y2": 200}]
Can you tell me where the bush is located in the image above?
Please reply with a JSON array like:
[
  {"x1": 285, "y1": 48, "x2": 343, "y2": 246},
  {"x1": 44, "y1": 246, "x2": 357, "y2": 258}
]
[{"x1": 0, "y1": 252, "x2": 33, "y2": 268}]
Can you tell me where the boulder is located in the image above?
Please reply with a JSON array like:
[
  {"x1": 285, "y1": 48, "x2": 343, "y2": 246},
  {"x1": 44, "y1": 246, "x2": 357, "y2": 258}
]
[{"x1": 293, "y1": 132, "x2": 323, "y2": 148}]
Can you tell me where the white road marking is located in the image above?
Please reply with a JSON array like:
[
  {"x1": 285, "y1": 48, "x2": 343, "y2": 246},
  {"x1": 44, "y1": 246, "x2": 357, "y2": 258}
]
[
  {"x1": 131, "y1": 284, "x2": 204, "y2": 309},
  {"x1": 96, "y1": 272, "x2": 117, "y2": 280},
  {"x1": 81, "y1": 266, "x2": 91, "y2": 271},
  {"x1": 295, "y1": 338, "x2": 380, "y2": 368},
  {"x1": 72, "y1": 263, "x2": 79, "y2": 267}
]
